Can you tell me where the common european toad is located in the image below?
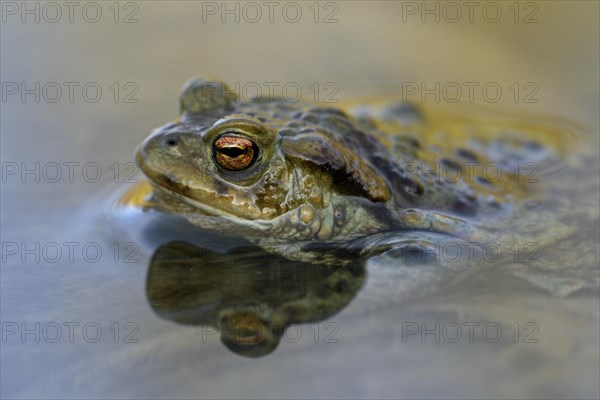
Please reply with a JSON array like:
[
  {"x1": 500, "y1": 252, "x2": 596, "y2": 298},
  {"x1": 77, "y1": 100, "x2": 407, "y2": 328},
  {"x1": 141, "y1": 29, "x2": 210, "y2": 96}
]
[{"x1": 133, "y1": 78, "x2": 585, "y2": 266}]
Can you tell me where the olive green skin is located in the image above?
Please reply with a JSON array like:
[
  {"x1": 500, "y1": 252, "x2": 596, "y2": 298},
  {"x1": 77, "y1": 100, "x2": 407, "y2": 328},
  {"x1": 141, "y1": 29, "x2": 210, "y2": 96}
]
[{"x1": 136, "y1": 78, "x2": 572, "y2": 264}]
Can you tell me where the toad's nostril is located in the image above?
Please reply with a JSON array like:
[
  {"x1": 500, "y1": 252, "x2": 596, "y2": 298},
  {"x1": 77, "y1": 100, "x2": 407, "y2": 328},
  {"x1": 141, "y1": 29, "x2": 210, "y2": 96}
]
[{"x1": 166, "y1": 138, "x2": 179, "y2": 147}]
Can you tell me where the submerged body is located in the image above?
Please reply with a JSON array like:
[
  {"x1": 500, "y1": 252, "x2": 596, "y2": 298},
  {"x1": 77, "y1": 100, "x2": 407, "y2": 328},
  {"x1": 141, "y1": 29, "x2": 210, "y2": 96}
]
[{"x1": 134, "y1": 78, "x2": 583, "y2": 265}]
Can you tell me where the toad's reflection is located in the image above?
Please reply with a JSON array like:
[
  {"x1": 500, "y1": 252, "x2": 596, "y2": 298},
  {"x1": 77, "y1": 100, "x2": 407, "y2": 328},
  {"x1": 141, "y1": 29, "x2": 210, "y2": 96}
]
[{"x1": 146, "y1": 241, "x2": 365, "y2": 357}]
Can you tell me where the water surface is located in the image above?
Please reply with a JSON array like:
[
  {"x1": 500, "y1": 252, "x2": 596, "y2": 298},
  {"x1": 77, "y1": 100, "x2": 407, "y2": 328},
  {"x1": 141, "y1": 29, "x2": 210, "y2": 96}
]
[{"x1": 1, "y1": 2, "x2": 599, "y2": 398}]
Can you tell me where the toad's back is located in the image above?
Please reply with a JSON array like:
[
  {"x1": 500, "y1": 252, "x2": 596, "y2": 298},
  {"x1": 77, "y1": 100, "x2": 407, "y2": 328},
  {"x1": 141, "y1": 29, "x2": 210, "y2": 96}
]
[{"x1": 131, "y1": 79, "x2": 590, "y2": 265}]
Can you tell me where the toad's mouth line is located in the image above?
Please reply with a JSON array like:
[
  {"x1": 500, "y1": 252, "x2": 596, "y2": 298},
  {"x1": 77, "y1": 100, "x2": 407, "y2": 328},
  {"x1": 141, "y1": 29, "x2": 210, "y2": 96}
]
[
  {"x1": 137, "y1": 151, "x2": 315, "y2": 227},
  {"x1": 150, "y1": 177, "x2": 250, "y2": 220},
  {"x1": 142, "y1": 172, "x2": 293, "y2": 234},
  {"x1": 135, "y1": 149, "x2": 241, "y2": 220}
]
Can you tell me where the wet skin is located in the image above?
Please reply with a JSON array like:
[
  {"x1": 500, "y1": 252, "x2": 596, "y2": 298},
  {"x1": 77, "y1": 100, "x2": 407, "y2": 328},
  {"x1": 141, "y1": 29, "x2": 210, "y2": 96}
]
[{"x1": 136, "y1": 78, "x2": 568, "y2": 264}]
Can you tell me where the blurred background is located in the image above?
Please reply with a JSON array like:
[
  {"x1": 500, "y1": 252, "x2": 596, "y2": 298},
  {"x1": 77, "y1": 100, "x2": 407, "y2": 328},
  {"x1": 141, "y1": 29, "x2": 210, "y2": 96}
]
[{"x1": 1, "y1": 1, "x2": 599, "y2": 399}]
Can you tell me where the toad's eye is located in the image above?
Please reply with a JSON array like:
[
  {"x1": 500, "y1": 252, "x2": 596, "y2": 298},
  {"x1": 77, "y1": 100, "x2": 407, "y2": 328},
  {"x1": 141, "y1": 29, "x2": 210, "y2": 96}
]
[{"x1": 213, "y1": 134, "x2": 259, "y2": 171}]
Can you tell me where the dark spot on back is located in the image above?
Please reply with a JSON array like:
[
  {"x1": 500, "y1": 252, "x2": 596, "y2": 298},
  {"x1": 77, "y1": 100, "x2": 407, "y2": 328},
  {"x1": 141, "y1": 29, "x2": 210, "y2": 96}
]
[
  {"x1": 301, "y1": 113, "x2": 319, "y2": 124},
  {"x1": 371, "y1": 155, "x2": 423, "y2": 203},
  {"x1": 324, "y1": 115, "x2": 353, "y2": 131},
  {"x1": 452, "y1": 198, "x2": 478, "y2": 216},
  {"x1": 276, "y1": 103, "x2": 296, "y2": 111},
  {"x1": 476, "y1": 176, "x2": 493, "y2": 186},
  {"x1": 285, "y1": 121, "x2": 302, "y2": 128},
  {"x1": 344, "y1": 129, "x2": 380, "y2": 153},
  {"x1": 399, "y1": 176, "x2": 424, "y2": 196},
  {"x1": 456, "y1": 148, "x2": 479, "y2": 162},
  {"x1": 440, "y1": 159, "x2": 462, "y2": 179},
  {"x1": 488, "y1": 199, "x2": 501, "y2": 208},
  {"x1": 308, "y1": 107, "x2": 348, "y2": 117},
  {"x1": 400, "y1": 136, "x2": 421, "y2": 149}
]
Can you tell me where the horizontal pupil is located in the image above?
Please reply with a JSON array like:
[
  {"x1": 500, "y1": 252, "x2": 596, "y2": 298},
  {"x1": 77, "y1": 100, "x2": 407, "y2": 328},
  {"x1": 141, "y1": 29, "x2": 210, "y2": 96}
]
[{"x1": 220, "y1": 147, "x2": 247, "y2": 158}]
